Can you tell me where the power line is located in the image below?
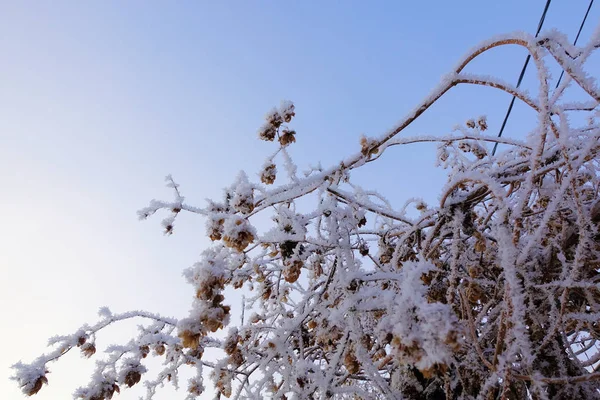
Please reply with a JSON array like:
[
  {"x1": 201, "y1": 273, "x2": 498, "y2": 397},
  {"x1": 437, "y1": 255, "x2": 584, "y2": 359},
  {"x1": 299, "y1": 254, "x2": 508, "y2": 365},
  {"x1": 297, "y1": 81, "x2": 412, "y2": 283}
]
[
  {"x1": 491, "y1": 0, "x2": 552, "y2": 156},
  {"x1": 555, "y1": 0, "x2": 595, "y2": 88}
]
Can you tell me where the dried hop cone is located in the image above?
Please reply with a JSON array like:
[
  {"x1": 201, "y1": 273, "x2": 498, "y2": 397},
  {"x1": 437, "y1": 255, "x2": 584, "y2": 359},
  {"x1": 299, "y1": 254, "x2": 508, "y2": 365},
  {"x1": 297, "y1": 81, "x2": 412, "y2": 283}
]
[
  {"x1": 437, "y1": 145, "x2": 449, "y2": 162},
  {"x1": 279, "y1": 129, "x2": 296, "y2": 146},
  {"x1": 188, "y1": 379, "x2": 204, "y2": 396},
  {"x1": 124, "y1": 370, "x2": 141, "y2": 388},
  {"x1": 223, "y1": 216, "x2": 256, "y2": 252},
  {"x1": 360, "y1": 135, "x2": 379, "y2": 157},
  {"x1": 283, "y1": 260, "x2": 302, "y2": 283},
  {"x1": 139, "y1": 345, "x2": 150, "y2": 358},
  {"x1": 265, "y1": 108, "x2": 283, "y2": 128},
  {"x1": 261, "y1": 163, "x2": 277, "y2": 185},
  {"x1": 215, "y1": 370, "x2": 232, "y2": 398},
  {"x1": 359, "y1": 242, "x2": 369, "y2": 256},
  {"x1": 179, "y1": 329, "x2": 202, "y2": 350},
  {"x1": 232, "y1": 190, "x2": 254, "y2": 215},
  {"x1": 415, "y1": 201, "x2": 427, "y2": 211},
  {"x1": 26, "y1": 375, "x2": 48, "y2": 396},
  {"x1": 207, "y1": 217, "x2": 225, "y2": 241},
  {"x1": 258, "y1": 123, "x2": 277, "y2": 141},
  {"x1": 119, "y1": 362, "x2": 146, "y2": 388},
  {"x1": 477, "y1": 115, "x2": 488, "y2": 131},
  {"x1": 80, "y1": 342, "x2": 96, "y2": 358},
  {"x1": 344, "y1": 348, "x2": 361, "y2": 374},
  {"x1": 280, "y1": 100, "x2": 295, "y2": 122},
  {"x1": 154, "y1": 343, "x2": 166, "y2": 356}
]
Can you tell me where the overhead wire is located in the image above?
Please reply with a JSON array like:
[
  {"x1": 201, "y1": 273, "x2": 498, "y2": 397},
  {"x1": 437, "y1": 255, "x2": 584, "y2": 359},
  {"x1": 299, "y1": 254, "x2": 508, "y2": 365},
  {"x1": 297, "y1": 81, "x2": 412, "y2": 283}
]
[
  {"x1": 491, "y1": 0, "x2": 552, "y2": 156},
  {"x1": 554, "y1": 0, "x2": 595, "y2": 89}
]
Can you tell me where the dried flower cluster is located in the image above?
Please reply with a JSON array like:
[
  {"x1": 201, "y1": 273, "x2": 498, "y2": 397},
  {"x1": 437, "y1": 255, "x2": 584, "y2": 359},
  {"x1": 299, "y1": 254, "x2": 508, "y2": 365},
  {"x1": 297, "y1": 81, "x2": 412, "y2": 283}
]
[
  {"x1": 258, "y1": 101, "x2": 296, "y2": 144},
  {"x1": 12, "y1": 28, "x2": 600, "y2": 399}
]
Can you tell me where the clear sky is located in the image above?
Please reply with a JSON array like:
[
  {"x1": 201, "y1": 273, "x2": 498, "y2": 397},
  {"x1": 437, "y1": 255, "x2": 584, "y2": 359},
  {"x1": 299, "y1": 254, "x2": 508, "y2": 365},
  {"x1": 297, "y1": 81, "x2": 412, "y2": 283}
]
[{"x1": 1, "y1": 1, "x2": 599, "y2": 399}]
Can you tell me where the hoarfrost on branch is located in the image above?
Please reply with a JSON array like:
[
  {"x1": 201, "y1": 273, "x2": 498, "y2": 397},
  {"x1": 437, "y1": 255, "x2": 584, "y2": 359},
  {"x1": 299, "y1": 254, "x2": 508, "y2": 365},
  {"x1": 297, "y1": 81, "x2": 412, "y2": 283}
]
[{"x1": 12, "y1": 28, "x2": 600, "y2": 399}]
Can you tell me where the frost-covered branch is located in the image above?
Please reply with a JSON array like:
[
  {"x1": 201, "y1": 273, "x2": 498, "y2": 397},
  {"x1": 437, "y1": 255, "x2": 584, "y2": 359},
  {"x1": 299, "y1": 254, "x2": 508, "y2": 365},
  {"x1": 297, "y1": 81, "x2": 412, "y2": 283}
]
[{"x1": 13, "y1": 28, "x2": 600, "y2": 400}]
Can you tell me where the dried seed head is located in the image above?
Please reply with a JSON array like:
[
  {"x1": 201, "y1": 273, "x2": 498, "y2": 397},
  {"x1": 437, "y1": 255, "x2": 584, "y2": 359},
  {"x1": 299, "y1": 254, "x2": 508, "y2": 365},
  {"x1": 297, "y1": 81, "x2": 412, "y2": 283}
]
[
  {"x1": 458, "y1": 140, "x2": 487, "y2": 159},
  {"x1": 477, "y1": 115, "x2": 487, "y2": 131},
  {"x1": 258, "y1": 124, "x2": 277, "y2": 141},
  {"x1": 25, "y1": 375, "x2": 48, "y2": 396},
  {"x1": 279, "y1": 129, "x2": 296, "y2": 146},
  {"x1": 344, "y1": 349, "x2": 360, "y2": 374},
  {"x1": 438, "y1": 146, "x2": 449, "y2": 162},
  {"x1": 471, "y1": 143, "x2": 487, "y2": 159},
  {"x1": 124, "y1": 370, "x2": 141, "y2": 388},
  {"x1": 415, "y1": 201, "x2": 427, "y2": 211},
  {"x1": 232, "y1": 192, "x2": 254, "y2": 215},
  {"x1": 188, "y1": 346, "x2": 204, "y2": 360},
  {"x1": 206, "y1": 217, "x2": 224, "y2": 241},
  {"x1": 229, "y1": 349, "x2": 244, "y2": 367},
  {"x1": 139, "y1": 345, "x2": 150, "y2": 358},
  {"x1": 222, "y1": 216, "x2": 256, "y2": 252},
  {"x1": 360, "y1": 135, "x2": 379, "y2": 157},
  {"x1": 179, "y1": 330, "x2": 201, "y2": 349},
  {"x1": 280, "y1": 100, "x2": 295, "y2": 122},
  {"x1": 80, "y1": 343, "x2": 96, "y2": 358},
  {"x1": 215, "y1": 370, "x2": 232, "y2": 398},
  {"x1": 261, "y1": 284, "x2": 272, "y2": 301},
  {"x1": 359, "y1": 242, "x2": 369, "y2": 256},
  {"x1": 188, "y1": 379, "x2": 204, "y2": 396},
  {"x1": 265, "y1": 108, "x2": 283, "y2": 128},
  {"x1": 154, "y1": 343, "x2": 166, "y2": 356},
  {"x1": 467, "y1": 282, "x2": 484, "y2": 302},
  {"x1": 261, "y1": 163, "x2": 277, "y2": 185},
  {"x1": 474, "y1": 237, "x2": 486, "y2": 253},
  {"x1": 283, "y1": 260, "x2": 302, "y2": 283}
]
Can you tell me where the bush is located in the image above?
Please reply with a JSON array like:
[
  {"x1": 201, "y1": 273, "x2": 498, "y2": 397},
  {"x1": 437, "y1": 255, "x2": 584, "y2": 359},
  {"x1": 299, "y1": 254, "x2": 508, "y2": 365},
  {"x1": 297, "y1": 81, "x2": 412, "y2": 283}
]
[{"x1": 12, "y1": 29, "x2": 600, "y2": 400}]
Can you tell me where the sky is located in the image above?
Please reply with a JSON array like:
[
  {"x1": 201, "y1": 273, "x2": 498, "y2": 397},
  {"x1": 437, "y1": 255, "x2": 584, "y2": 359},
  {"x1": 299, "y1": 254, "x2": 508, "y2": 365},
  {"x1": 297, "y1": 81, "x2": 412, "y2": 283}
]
[{"x1": 1, "y1": 1, "x2": 599, "y2": 399}]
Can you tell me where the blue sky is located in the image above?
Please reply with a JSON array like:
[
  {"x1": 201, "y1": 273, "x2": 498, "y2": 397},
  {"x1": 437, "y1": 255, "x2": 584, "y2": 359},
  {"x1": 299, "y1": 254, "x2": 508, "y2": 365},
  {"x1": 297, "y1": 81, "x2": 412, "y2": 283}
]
[{"x1": 1, "y1": 1, "x2": 599, "y2": 399}]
